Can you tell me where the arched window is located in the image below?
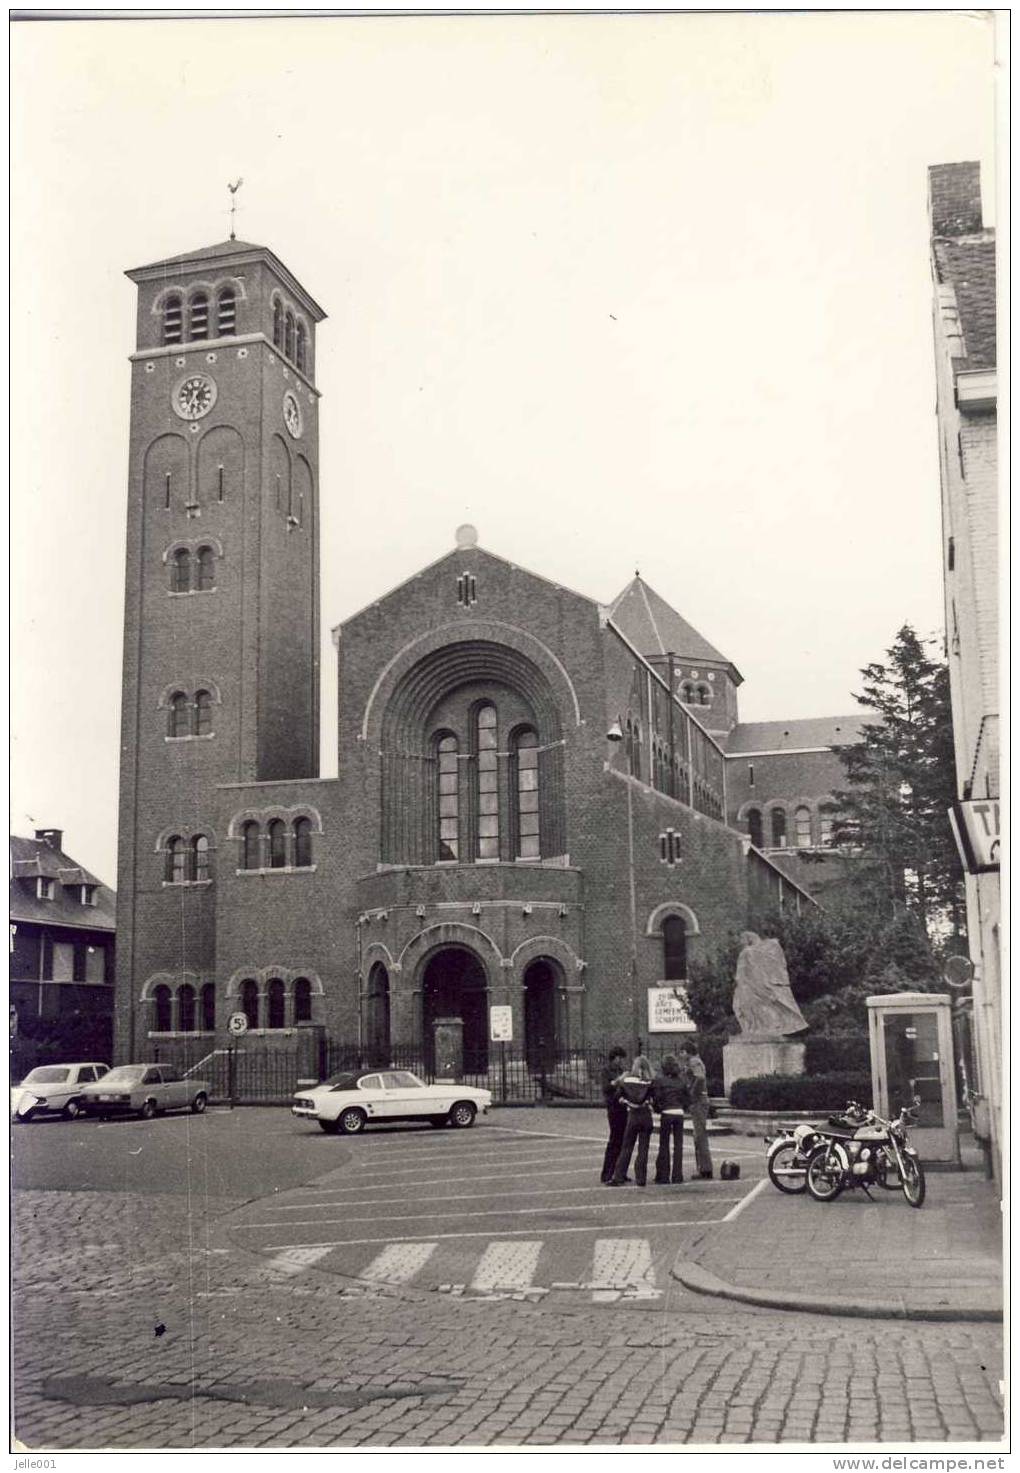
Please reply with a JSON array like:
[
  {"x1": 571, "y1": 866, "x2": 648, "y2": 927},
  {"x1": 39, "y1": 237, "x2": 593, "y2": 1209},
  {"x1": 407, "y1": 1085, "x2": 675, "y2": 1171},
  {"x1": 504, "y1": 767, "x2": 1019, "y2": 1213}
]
[
  {"x1": 795, "y1": 806, "x2": 813, "y2": 847},
  {"x1": 188, "y1": 292, "x2": 209, "y2": 340},
  {"x1": 195, "y1": 690, "x2": 213, "y2": 737},
  {"x1": 240, "y1": 978, "x2": 259, "y2": 1029},
  {"x1": 241, "y1": 820, "x2": 261, "y2": 871},
  {"x1": 513, "y1": 729, "x2": 540, "y2": 859},
  {"x1": 162, "y1": 294, "x2": 183, "y2": 345},
  {"x1": 196, "y1": 546, "x2": 216, "y2": 591},
  {"x1": 170, "y1": 548, "x2": 191, "y2": 593},
  {"x1": 819, "y1": 813, "x2": 833, "y2": 848},
  {"x1": 272, "y1": 297, "x2": 283, "y2": 348},
  {"x1": 217, "y1": 287, "x2": 236, "y2": 336},
  {"x1": 192, "y1": 834, "x2": 210, "y2": 882},
  {"x1": 178, "y1": 984, "x2": 196, "y2": 1033},
  {"x1": 771, "y1": 808, "x2": 787, "y2": 849},
  {"x1": 168, "y1": 692, "x2": 190, "y2": 738},
  {"x1": 201, "y1": 982, "x2": 216, "y2": 1031},
  {"x1": 293, "y1": 977, "x2": 312, "y2": 1023},
  {"x1": 436, "y1": 734, "x2": 459, "y2": 861},
  {"x1": 153, "y1": 984, "x2": 172, "y2": 1032},
  {"x1": 681, "y1": 683, "x2": 694, "y2": 703},
  {"x1": 268, "y1": 819, "x2": 287, "y2": 869},
  {"x1": 284, "y1": 310, "x2": 295, "y2": 360},
  {"x1": 166, "y1": 836, "x2": 187, "y2": 884},
  {"x1": 475, "y1": 704, "x2": 499, "y2": 860},
  {"x1": 746, "y1": 808, "x2": 764, "y2": 848},
  {"x1": 295, "y1": 320, "x2": 307, "y2": 372},
  {"x1": 267, "y1": 978, "x2": 285, "y2": 1029},
  {"x1": 697, "y1": 685, "x2": 712, "y2": 705},
  {"x1": 293, "y1": 817, "x2": 313, "y2": 868},
  {"x1": 662, "y1": 916, "x2": 688, "y2": 981}
]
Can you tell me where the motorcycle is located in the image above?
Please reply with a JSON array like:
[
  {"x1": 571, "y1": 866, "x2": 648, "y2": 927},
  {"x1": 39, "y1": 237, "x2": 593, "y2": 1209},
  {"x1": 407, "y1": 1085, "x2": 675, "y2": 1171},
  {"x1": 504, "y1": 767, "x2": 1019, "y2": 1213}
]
[
  {"x1": 765, "y1": 1102, "x2": 870, "y2": 1195},
  {"x1": 804, "y1": 1102, "x2": 925, "y2": 1208}
]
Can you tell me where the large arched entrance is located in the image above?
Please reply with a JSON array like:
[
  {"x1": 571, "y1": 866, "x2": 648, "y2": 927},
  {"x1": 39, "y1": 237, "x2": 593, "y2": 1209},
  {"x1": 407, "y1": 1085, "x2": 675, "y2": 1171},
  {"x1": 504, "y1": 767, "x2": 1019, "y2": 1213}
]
[
  {"x1": 365, "y1": 962, "x2": 391, "y2": 1067},
  {"x1": 422, "y1": 946, "x2": 489, "y2": 1075},
  {"x1": 523, "y1": 957, "x2": 562, "y2": 1072}
]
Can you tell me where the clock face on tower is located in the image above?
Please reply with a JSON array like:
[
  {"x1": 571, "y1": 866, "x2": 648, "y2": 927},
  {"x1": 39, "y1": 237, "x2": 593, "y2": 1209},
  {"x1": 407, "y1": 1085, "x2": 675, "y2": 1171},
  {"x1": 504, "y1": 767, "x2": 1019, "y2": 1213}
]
[
  {"x1": 173, "y1": 373, "x2": 217, "y2": 421},
  {"x1": 283, "y1": 390, "x2": 303, "y2": 439}
]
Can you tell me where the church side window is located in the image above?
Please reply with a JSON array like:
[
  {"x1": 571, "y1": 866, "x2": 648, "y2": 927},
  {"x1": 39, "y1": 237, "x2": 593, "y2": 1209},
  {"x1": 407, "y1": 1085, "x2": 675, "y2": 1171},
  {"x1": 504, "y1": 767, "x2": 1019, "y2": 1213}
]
[
  {"x1": 201, "y1": 982, "x2": 216, "y2": 1032},
  {"x1": 771, "y1": 807, "x2": 787, "y2": 849},
  {"x1": 217, "y1": 287, "x2": 236, "y2": 336},
  {"x1": 681, "y1": 683, "x2": 694, "y2": 703},
  {"x1": 194, "y1": 690, "x2": 213, "y2": 737},
  {"x1": 178, "y1": 984, "x2": 196, "y2": 1033},
  {"x1": 267, "y1": 978, "x2": 285, "y2": 1029},
  {"x1": 662, "y1": 916, "x2": 687, "y2": 981},
  {"x1": 475, "y1": 705, "x2": 499, "y2": 860},
  {"x1": 746, "y1": 808, "x2": 763, "y2": 848},
  {"x1": 293, "y1": 976, "x2": 312, "y2": 1023},
  {"x1": 268, "y1": 819, "x2": 287, "y2": 869},
  {"x1": 196, "y1": 546, "x2": 216, "y2": 591},
  {"x1": 436, "y1": 734, "x2": 459, "y2": 861},
  {"x1": 240, "y1": 978, "x2": 259, "y2": 1029},
  {"x1": 162, "y1": 294, "x2": 183, "y2": 345},
  {"x1": 272, "y1": 297, "x2": 283, "y2": 349},
  {"x1": 514, "y1": 729, "x2": 540, "y2": 859},
  {"x1": 241, "y1": 821, "x2": 261, "y2": 871},
  {"x1": 293, "y1": 817, "x2": 313, "y2": 869},
  {"x1": 189, "y1": 292, "x2": 209, "y2": 341},
  {"x1": 819, "y1": 813, "x2": 834, "y2": 848},
  {"x1": 192, "y1": 834, "x2": 210, "y2": 882},
  {"x1": 295, "y1": 321, "x2": 307, "y2": 372},
  {"x1": 795, "y1": 806, "x2": 813, "y2": 847},
  {"x1": 166, "y1": 835, "x2": 187, "y2": 884},
  {"x1": 168, "y1": 692, "x2": 190, "y2": 738},
  {"x1": 170, "y1": 548, "x2": 191, "y2": 594},
  {"x1": 284, "y1": 311, "x2": 295, "y2": 361},
  {"x1": 153, "y1": 984, "x2": 172, "y2": 1032}
]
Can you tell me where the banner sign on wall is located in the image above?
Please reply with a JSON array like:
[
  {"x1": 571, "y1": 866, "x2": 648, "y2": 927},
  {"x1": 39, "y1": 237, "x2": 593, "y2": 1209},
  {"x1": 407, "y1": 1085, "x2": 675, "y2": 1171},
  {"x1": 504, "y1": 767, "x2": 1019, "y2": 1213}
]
[
  {"x1": 647, "y1": 987, "x2": 696, "y2": 1034},
  {"x1": 948, "y1": 800, "x2": 1000, "y2": 874}
]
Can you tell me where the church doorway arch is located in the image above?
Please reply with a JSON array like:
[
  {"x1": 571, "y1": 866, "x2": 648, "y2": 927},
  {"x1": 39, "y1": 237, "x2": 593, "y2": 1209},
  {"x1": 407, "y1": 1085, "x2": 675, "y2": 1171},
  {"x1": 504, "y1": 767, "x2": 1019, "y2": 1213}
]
[
  {"x1": 365, "y1": 962, "x2": 391, "y2": 1067},
  {"x1": 422, "y1": 946, "x2": 489, "y2": 1075},
  {"x1": 523, "y1": 957, "x2": 562, "y2": 1073}
]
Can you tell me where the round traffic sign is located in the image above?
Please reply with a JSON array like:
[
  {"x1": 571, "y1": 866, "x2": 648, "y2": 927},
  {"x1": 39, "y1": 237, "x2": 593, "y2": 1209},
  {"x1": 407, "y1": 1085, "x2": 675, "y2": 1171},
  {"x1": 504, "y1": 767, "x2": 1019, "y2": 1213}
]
[
  {"x1": 943, "y1": 954, "x2": 974, "y2": 989},
  {"x1": 227, "y1": 1011, "x2": 249, "y2": 1037}
]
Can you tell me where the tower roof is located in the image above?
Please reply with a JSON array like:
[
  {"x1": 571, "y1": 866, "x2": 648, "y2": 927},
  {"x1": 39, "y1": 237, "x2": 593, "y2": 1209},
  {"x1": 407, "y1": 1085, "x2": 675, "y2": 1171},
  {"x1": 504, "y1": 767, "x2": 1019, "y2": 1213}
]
[
  {"x1": 126, "y1": 239, "x2": 327, "y2": 321},
  {"x1": 608, "y1": 576, "x2": 743, "y2": 684}
]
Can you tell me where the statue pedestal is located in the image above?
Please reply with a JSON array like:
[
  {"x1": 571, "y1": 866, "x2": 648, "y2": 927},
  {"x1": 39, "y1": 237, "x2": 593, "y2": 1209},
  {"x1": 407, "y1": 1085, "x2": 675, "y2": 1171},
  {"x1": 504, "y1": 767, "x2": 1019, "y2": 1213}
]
[{"x1": 723, "y1": 1034, "x2": 806, "y2": 1095}]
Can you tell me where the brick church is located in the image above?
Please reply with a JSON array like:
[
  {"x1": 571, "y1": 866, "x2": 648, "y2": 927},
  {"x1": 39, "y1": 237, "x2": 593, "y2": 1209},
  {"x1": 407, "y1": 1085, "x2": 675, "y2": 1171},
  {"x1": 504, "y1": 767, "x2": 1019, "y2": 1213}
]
[{"x1": 114, "y1": 238, "x2": 866, "y2": 1075}]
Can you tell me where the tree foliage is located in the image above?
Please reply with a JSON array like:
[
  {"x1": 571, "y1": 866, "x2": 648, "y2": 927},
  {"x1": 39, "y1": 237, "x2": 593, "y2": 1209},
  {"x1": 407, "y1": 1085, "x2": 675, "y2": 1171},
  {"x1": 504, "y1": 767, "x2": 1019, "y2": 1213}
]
[{"x1": 827, "y1": 624, "x2": 964, "y2": 934}]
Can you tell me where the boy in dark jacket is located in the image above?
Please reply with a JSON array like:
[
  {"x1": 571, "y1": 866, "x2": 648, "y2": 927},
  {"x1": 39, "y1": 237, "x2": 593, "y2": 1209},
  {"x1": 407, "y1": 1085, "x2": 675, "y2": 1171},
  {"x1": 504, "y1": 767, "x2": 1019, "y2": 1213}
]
[
  {"x1": 599, "y1": 1047, "x2": 628, "y2": 1184},
  {"x1": 651, "y1": 1054, "x2": 689, "y2": 1184}
]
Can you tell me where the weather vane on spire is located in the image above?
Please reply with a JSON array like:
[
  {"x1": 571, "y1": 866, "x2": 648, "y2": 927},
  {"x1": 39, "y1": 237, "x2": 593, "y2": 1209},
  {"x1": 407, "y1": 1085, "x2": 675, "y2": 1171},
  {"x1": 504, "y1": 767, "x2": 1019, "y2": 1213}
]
[{"x1": 227, "y1": 178, "x2": 244, "y2": 240}]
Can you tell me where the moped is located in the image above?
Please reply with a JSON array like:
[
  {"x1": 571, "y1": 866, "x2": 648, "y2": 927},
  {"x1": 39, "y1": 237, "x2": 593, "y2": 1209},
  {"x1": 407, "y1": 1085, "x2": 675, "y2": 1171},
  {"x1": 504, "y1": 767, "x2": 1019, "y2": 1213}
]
[
  {"x1": 764, "y1": 1102, "x2": 869, "y2": 1194},
  {"x1": 804, "y1": 1102, "x2": 925, "y2": 1208}
]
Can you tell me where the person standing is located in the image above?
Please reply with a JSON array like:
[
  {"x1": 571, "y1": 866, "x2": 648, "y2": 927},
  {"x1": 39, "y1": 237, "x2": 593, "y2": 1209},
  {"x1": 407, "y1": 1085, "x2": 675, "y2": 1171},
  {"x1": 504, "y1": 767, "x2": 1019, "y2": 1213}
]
[
  {"x1": 599, "y1": 1046, "x2": 628, "y2": 1184},
  {"x1": 651, "y1": 1054, "x2": 689, "y2": 1184},
  {"x1": 681, "y1": 1039, "x2": 713, "y2": 1179},
  {"x1": 608, "y1": 1055, "x2": 655, "y2": 1187}
]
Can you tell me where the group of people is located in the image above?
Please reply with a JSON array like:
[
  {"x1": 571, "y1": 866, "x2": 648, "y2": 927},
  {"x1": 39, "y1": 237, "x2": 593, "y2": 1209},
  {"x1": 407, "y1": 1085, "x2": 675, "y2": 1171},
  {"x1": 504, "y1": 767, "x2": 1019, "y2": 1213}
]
[{"x1": 599, "y1": 1042, "x2": 713, "y2": 1188}]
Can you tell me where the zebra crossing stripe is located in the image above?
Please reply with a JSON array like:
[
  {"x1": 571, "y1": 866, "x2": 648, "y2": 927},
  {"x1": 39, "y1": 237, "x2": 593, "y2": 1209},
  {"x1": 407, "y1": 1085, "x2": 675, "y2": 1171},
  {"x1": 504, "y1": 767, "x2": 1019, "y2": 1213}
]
[
  {"x1": 471, "y1": 1240, "x2": 542, "y2": 1293},
  {"x1": 267, "y1": 1245, "x2": 334, "y2": 1276},
  {"x1": 359, "y1": 1241, "x2": 437, "y2": 1285},
  {"x1": 590, "y1": 1238, "x2": 658, "y2": 1301}
]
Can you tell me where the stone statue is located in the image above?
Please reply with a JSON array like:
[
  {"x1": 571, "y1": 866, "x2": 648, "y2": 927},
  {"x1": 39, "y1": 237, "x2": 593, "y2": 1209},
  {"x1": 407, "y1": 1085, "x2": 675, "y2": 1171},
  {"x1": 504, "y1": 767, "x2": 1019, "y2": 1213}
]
[{"x1": 732, "y1": 931, "x2": 807, "y2": 1037}]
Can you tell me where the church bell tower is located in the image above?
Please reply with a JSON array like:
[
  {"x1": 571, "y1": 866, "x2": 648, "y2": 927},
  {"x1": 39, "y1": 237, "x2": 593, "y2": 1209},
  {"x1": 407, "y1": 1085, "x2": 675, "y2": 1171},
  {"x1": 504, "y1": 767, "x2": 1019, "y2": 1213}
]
[{"x1": 115, "y1": 238, "x2": 326, "y2": 1058}]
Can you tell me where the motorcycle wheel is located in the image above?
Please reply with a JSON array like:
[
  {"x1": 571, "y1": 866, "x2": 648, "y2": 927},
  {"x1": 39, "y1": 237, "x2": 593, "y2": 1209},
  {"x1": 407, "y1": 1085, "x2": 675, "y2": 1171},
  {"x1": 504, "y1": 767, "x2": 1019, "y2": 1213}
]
[
  {"x1": 767, "y1": 1140, "x2": 808, "y2": 1195},
  {"x1": 900, "y1": 1153, "x2": 926, "y2": 1209},
  {"x1": 805, "y1": 1143, "x2": 846, "y2": 1202}
]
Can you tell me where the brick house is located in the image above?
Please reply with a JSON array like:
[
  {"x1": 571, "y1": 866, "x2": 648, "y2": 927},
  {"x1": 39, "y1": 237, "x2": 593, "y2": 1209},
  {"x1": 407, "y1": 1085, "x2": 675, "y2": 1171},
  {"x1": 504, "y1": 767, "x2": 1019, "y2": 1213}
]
[
  {"x1": 10, "y1": 828, "x2": 116, "y2": 1055},
  {"x1": 113, "y1": 237, "x2": 869, "y2": 1076},
  {"x1": 929, "y1": 161, "x2": 1000, "y2": 1179}
]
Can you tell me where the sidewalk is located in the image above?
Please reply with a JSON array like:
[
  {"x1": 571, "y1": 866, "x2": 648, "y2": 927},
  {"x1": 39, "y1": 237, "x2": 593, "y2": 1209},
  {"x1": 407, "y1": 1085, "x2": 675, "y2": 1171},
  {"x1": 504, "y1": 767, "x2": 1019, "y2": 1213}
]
[{"x1": 672, "y1": 1140, "x2": 1003, "y2": 1322}]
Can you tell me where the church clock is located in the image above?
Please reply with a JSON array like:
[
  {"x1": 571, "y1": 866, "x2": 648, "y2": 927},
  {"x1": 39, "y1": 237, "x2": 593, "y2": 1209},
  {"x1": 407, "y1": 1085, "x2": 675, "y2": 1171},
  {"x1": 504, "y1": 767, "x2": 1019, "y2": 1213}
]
[{"x1": 173, "y1": 372, "x2": 218, "y2": 421}]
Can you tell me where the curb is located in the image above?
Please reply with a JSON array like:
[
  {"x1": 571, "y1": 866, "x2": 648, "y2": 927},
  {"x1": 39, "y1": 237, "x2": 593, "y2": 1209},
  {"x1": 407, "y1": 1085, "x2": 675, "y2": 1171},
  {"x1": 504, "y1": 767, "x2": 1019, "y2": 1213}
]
[{"x1": 671, "y1": 1257, "x2": 1003, "y2": 1324}]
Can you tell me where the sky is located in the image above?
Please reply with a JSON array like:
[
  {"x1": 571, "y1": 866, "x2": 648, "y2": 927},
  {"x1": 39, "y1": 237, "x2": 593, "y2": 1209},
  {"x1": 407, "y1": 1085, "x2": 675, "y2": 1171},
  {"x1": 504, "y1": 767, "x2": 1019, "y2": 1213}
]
[{"x1": 10, "y1": 11, "x2": 998, "y2": 887}]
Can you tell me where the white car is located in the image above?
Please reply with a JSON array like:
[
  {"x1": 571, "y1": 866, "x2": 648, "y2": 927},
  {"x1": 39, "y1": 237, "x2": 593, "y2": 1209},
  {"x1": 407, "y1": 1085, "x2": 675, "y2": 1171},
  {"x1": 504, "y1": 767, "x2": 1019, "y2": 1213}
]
[
  {"x1": 11, "y1": 1062, "x2": 110, "y2": 1121},
  {"x1": 292, "y1": 1068, "x2": 492, "y2": 1134}
]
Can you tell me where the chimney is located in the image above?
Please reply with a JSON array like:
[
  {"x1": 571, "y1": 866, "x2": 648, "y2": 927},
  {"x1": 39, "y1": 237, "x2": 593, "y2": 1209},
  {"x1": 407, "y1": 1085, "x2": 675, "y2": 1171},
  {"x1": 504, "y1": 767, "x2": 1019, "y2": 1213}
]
[
  {"x1": 35, "y1": 828, "x2": 63, "y2": 851},
  {"x1": 928, "y1": 162, "x2": 983, "y2": 237}
]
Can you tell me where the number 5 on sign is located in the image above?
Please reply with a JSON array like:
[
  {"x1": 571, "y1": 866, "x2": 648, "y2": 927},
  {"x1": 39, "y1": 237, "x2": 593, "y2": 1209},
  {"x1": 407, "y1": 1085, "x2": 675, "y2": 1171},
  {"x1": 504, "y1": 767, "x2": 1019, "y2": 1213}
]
[
  {"x1": 489, "y1": 1006, "x2": 513, "y2": 1042},
  {"x1": 227, "y1": 1011, "x2": 249, "y2": 1037}
]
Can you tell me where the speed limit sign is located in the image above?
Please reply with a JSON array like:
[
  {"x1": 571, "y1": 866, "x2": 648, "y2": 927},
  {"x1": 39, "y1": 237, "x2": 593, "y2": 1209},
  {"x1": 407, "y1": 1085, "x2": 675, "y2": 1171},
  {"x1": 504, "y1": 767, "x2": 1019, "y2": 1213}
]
[{"x1": 227, "y1": 1011, "x2": 249, "y2": 1037}]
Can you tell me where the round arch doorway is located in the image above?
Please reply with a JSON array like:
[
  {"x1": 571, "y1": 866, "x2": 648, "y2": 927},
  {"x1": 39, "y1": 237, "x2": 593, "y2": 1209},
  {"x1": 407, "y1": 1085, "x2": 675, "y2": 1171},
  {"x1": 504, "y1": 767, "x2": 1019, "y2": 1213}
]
[
  {"x1": 523, "y1": 956, "x2": 564, "y2": 1074},
  {"x1": 422, "y1": 946, "x2": 489, "y2": 1076}
]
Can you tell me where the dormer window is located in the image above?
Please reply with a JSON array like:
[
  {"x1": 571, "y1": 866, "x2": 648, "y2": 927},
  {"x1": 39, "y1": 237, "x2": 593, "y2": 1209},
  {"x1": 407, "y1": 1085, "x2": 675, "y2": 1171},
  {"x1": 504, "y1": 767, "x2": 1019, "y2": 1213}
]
[
  {"x1": 80, "y1": 884, "x2": 97, "y2": 906},
  {"x1": 36, "y1": 877, "x2": 54, "y2": 901}
]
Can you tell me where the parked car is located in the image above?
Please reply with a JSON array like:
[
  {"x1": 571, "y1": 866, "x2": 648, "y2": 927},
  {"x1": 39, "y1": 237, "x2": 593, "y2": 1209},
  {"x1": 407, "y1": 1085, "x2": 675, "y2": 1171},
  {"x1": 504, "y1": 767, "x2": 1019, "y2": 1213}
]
[
  {"x1": 292, "y1": 1068, "x2": 493, "y2": 1134},
  {"x1": 11, "y1": 1062, "x2": 110, "y2": 1121},
  {"x1": 79, "y1": 1064, "x2": 210, "y2": 1119}
]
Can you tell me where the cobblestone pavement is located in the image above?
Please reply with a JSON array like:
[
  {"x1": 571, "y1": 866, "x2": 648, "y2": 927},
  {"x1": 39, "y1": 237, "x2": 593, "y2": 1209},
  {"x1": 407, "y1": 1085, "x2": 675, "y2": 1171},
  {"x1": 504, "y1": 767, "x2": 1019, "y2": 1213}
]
[{"x1": 13, "y1": 1190, "x2": 1005, "y2": 1450}]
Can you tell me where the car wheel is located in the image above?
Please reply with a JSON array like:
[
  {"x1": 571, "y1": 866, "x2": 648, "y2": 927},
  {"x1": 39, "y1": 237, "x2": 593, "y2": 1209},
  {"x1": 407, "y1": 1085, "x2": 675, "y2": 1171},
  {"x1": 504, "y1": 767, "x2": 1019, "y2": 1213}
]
[
  {"x1": 191, "y1": 1092, "x2": 208, "y2": 1114},
  {"x1": 448, "y1": 1101, "x2": 476, "y2": 1129},
  {"x1": 139, "y1": 1098, "x2": 157, "y2": 1121},
  {"x1": 338, "y1": 1107, "x2": 366, "y2": 1135},
  {"x1": 62, "y1": 1098, "x2": 83, "y2": 1120},
  {"x1": 318, "y1": 1118, "x2": 340, "y2": 1134}
]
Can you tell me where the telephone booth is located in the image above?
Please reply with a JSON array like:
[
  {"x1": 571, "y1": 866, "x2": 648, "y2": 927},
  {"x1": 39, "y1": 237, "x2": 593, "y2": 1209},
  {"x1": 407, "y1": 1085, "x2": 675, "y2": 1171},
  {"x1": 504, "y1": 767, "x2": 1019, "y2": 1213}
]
[{"x1": 866, "y1": 992, "x2": 959, "y2": 1165}]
